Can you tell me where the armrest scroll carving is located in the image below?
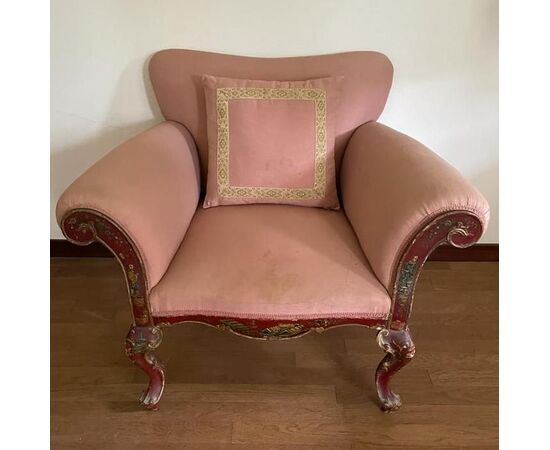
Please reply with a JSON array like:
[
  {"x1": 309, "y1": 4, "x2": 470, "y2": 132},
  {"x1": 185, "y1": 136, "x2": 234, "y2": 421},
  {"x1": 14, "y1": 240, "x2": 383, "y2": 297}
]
[
  {"x1": 61, "y1": 208, "x2": 153, "y2": 326},
  {"x1": 388, "y1": 211, "x2": 483, "y2": 331}
]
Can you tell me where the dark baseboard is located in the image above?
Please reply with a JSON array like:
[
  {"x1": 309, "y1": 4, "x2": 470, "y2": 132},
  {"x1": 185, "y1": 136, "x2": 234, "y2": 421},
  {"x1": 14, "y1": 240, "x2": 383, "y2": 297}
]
[
  {"x1": 50, "y1": 239, "x2": 498, "y2": 262},
  {"x1": 51, "y1": 239, "x2": 112, "y2": 257},
  {"x1": 428, "y1": 243, "x2": 498, "y2": 261}
]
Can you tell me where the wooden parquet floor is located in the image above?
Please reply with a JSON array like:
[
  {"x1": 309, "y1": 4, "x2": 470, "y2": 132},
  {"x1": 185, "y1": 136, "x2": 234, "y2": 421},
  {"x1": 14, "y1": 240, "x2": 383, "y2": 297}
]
[{"x1": 51, "y1": 258, "x2": 498, "y2": 449}]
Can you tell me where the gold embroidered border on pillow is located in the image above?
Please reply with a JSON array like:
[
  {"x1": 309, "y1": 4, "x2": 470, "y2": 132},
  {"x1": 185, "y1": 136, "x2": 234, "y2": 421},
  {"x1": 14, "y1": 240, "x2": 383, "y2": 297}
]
[{"x1": 215, "y1": 87, "x2": 327, "y2": 200}]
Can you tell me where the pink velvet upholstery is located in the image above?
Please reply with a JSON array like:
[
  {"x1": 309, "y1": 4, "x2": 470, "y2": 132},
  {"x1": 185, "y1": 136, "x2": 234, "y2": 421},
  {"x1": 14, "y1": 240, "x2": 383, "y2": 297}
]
[
  {"x1": 56, "y1": 122, "x2": 201, "y2": 288},
  {"x1": 149, "y1": 205, "x2": 391, "y2": 320},
  {"x1": 149, "y1": 49, "x2": 393, "y2": 187},
  {"x1": 202, "y1": 75, "x2": 340, "y2": 209},
  {"x1": 340, "y1": 122, "x2": 490, "y2": 292}
]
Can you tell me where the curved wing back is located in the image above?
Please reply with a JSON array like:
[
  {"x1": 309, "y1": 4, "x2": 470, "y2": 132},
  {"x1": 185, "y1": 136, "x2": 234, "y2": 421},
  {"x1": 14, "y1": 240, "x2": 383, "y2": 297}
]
[{"x1": 149, "y1": 49, "x2": 393, "y2": 185}]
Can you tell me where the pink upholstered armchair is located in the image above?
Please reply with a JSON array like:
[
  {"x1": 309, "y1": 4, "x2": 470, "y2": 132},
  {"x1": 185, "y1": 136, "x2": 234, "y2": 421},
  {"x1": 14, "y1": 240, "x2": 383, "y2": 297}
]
[{"x1": 56, "y1": 49, "x2": 489, "y2": 412}]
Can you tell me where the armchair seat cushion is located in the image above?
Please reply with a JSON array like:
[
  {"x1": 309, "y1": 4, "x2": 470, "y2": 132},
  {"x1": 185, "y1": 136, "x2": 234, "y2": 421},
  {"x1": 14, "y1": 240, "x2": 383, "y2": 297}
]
[{"x1": 149, "y1": 205, "x2": 391, "y2": 320}]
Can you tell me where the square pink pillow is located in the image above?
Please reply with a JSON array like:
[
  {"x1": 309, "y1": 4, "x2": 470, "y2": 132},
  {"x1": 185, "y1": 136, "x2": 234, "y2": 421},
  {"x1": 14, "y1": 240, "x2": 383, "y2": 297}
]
[{"x1": 202, "y1": 75, "x2": 341, "y2": 209}]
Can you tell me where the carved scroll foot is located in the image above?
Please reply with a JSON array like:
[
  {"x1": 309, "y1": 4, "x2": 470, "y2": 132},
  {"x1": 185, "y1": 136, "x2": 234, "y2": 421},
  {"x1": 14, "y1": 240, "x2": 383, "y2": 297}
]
[
  {"x1": 125, "y1": 326, "x2": 165, "y2": 410},
  {"x1": 375, "y1": 328, "x2": 415, "y2": 412}
]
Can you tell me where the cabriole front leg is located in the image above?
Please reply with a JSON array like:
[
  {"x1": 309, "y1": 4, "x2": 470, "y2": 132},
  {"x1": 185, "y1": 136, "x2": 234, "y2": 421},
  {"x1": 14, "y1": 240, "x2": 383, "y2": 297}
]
[
  {"x1": 375, "y1": 328, "x2": 415, "y2": 412},
  {"x1": 125, "y1": 326, "x2": 165, "y2": 410}
]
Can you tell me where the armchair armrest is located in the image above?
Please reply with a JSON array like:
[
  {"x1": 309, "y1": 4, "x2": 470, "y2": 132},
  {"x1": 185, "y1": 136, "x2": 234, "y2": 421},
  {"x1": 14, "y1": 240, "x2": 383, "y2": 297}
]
[
  {"x1": 56, "y1": 121, "x2": 201, "y2": 319},
  {"x1": 341, "y1": 122, "x2": 490, "y2": 328}
]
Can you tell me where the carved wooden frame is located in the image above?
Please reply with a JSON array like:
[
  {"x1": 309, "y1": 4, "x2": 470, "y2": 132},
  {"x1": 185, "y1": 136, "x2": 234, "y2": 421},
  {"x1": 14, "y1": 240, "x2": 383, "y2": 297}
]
[
  {"x1": 375, "y1": 210, "x2": 483, "y2": 411},
  {"x1": 61, "y1": 208, "x2": 482, "y2": 411},
  {"x1": 61, "y1": 209, "x2": 165, "y2": 410}
]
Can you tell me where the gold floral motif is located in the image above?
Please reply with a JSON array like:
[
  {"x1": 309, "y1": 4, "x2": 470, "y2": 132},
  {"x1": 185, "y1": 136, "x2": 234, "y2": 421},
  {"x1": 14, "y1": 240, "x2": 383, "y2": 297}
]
[
  {"x1": 216, "y1": 87, "x2": 327, "y2": 200},
  {"x1": 261, "y1": 323, "x2": 305, "y2": 338},
  {"x1": 135, "y1": 312, "x2": 150, "y2": 326},
  {"x1": 218, "y1": 319, "x2": 252, "y2": 335},
  {"x1": 133, "y1": 297, "x2": 146, "y2": 307},
  {"x1": 217, "y1": 319, "x2": 307, "y2": 339},
  {"x1": 77, "y1": 222, "x2": 95, "y2": 234}
]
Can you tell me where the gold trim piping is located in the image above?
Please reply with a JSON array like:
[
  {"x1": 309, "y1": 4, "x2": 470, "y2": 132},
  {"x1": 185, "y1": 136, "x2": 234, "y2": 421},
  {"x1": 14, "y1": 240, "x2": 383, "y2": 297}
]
[{"x1": 216, "y1": 87, "x2": 327, "y2": 200}]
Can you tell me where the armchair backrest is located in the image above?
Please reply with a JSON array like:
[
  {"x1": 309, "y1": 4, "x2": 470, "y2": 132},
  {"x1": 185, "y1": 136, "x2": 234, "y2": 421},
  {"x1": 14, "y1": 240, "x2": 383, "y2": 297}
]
[{"x1": 149, "y1": 49, "x2": 393, "y2": 185}]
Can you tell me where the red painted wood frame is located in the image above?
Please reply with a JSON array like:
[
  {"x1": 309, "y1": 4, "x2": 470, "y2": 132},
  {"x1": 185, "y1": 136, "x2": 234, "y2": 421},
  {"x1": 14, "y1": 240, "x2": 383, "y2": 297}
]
[{"x1": 61, "y1": 208, "x2": 483, "y2": 411}]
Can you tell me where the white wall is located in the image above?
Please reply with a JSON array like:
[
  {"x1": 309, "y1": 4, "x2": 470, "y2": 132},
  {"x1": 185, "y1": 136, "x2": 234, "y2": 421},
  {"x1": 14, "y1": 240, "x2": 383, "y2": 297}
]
[{"x1": 51, "y1": 0, "x2": 498, "y2": 242}]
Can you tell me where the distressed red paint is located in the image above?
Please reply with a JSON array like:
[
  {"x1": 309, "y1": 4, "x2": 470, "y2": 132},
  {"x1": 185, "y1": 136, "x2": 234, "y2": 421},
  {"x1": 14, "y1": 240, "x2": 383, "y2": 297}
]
[
  {"x1": 62, "y1": 209, "x2": 152, "y2": 326},
  {"x1": 374, "y1": 211, "x2": 483, "y2": 411},
  {"x1": 125, "y1": 326, "x2": 165, "y2": 410},
  {"x1": 154, "y1": 314, "x2": 385, "y2": 339}
]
